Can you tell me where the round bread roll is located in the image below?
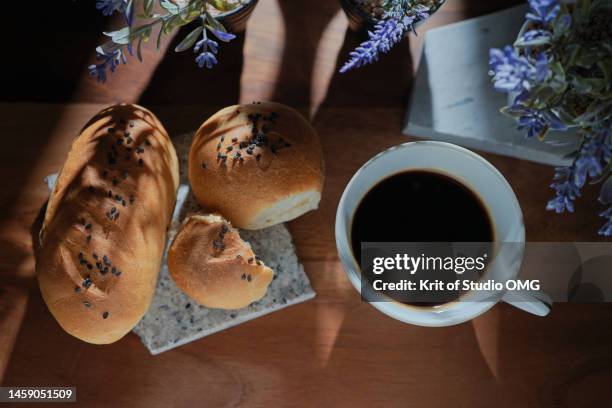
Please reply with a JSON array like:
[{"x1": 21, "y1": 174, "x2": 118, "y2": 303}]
[
  {"x1": 36, "y1": 104, "x2": 179, "y2": 344},
  {"x1": 168, "y1": 214, "x2": 274, "y2": 309},
  {"x1": 188, "y1": 102, "x2": 324, "y2": 230}
]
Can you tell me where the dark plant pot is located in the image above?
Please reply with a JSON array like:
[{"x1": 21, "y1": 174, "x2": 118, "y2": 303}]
[
  {"x1": 217, "y1": 0, "x2": 259, "y2": 34},
  {"x1": 339, "y1": 0, "x2": 377, "y2": 34},
  {"x1": 339, "y1": 0, "x2": 447, "y2": 34}
]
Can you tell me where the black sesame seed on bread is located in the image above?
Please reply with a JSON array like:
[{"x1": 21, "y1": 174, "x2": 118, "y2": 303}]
[
  {"x1": 36, "y1": 104, "x2": 179, "y2": 344},
  {"x1": 188, "y1": 102, "x2": 325, "y2": 230},
  {"x1": 168, "y1": 214, "x2": 274, "y2": 309}
]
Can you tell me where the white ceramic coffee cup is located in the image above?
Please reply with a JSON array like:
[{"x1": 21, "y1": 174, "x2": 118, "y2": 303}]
[{"x1": 335, "y1": 141, "x2": 552, "y2": 326}]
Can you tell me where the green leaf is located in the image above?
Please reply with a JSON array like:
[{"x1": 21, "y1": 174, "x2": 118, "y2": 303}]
[
  {"x1": 564, "y1": 44, "x2": 581, "y2": 66},
  {"x1": 157, "y1": 20, "x2": 166, "y2": 49},
  {"x1": 592, "y1": 167, "x2": 612, "y2": 187},
  {"x1": 141, "y1": 26, "x2": 152, "y2": 42},
  {"x1": 531, "y1": 86, "x2": 558, "y2": 106},
  {"x1": 103, "y1": 27, "x2": 132, "y2": 45},
  {"x1": 555, "y1": 106, "x2": 579, "y2": 127},
  {"x1": 179, "y1": 1, "x2": 204, "y2": 22},
  {"x1": 207, "y1": 0, "x2": 238, "y2": 12},
  {"x1": 205, "y1": 12, "x2": 227, "y2": 33},
  {"x1": 571, "y1": 76, "x2": 597, "y2": 94},
  {"x1": 600, "y1": 175, "x2": 612, "y2": 202},
  {"x1": 574, "y1": 49, "x2": 600, "y2": 68},
  {"x1": 514, "y1": 33, "x2": 552, "y2": 48},
  {"x1": 500, "y1": 106, "x2": 522, "y2": 119},
  {"x1": 548, "y1": 62, "x2": 567, "y2": 93},
  {"x1": 125, "y1": 0, "x2": 134, "y2": 22},
  {"x1": 597, "y1": 60, "x2": 612, "y2": 83},
  {"x1": 575, "y1": 99, "x2": 612, "y2": 123},
  {"x1": 552, "y1": 14, "x2": 571, "y2": 39},
  {"x1": 136, "y1": 37, "x2": 144, "y2": 62},
  {"x1": 175, "y1": 26, "x2": 204, "y2": 52},
  {"x1": 160, "y1": 0, "x2": 181, "y2": 14},
  {"x1": 105, "y1": 24, "x2": 155, "y2": 45},
  {"x1": 144, "y1": 0, "x2": 155, "y2": 16},
  {"x1": 162, "y1": 15, "x2": 177, "y2": 33}
]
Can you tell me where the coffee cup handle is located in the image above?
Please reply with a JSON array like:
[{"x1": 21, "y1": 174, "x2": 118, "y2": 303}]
[{"x1": 501, "y1": 289, "x2": 552, "y2": 316}]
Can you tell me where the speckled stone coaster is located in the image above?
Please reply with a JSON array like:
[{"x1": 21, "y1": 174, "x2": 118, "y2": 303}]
[{"x1": 45, "y1": 131, "x2": 315, "y2": 355}]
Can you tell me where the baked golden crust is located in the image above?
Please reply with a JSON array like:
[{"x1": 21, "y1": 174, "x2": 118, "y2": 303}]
[
  {"x1": 168, "y1": 214, "x2": 274, "y2": 309},
  {"x1": 188, "y1": 102, "x2": 325, "y2": 230},
  {"x1": 36, "y1": 104, "x2": 179, "y2": 344}
]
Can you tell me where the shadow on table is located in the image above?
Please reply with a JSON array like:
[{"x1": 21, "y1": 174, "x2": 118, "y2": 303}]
[
  {"x1": 0, "y1": 2, "x2": 108, "y2": 381},
  {"x1": 1, "y1": 2, "x2": 107, "y2": 103},
  {"x1": 308, "y1": 303, "x2": 511, "y2": 406},
  {"x1": 267, "y1": 0, "x2": 340, "y2": 113},
  {"x1": 0, "y1": 0, "x2": 108, "y2": 255},
  {"x1": 135, "y1": 24, "x2": 247, "y2": 136},
  {"x1": 315, "y1": 29, "x2": 414, "y2": 111},
  {"x1": 287, "y1": 24, "x2": 415, "y2": 260},
  {"x1": 265, "y1": 0, "x2": 412, "y2": 115},
  {"x1": 0, "y1": 204, "x2": 46, "y2": 382}
]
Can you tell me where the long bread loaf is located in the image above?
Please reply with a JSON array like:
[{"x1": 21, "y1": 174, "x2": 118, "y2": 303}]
[{"x1": 36, "y1": 104, "x2": 179, "y2": 344}]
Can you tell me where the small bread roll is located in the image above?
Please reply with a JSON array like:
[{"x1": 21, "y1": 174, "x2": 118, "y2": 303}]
[
  {"x1": 36, "y1": 104, "x2": 179, "y2": 344},
  {"x1": 168, "y1": 214, "x2": 274, "y2": 309},
  {"x1": 188, "y1": 102, "x2": 325, "y2": 230}
]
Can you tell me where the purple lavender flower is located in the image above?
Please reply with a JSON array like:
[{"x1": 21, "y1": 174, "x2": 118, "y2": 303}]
[
  {"x1": 340, "y1": 16, "x2": 412, "y2": 73},
  {"x1": 88, "y1": 47, "x2": 126, "y2": 83},
  {"x1": 96, "y1": 0, "x2": 133, "y2": 26},
  {"x1": 412, "y1": 4, "x2": 431, "y2": 20},
  {"x1": 195, "y1": 38, "x2": 219, "y2": 54},
  {"x1": 517, "y1": 108, "x2": 549, "y2": 138},
  {"x1": 490, "y1": 0, "x2": 611, "y2": 236},
  {"x1": 600, "y1": 176, "x2": 612, "y2": 205},
  {"x1": 574, "y1": 157, "x2": 603, "y2": 186},
  {"x1": 546, "y1": 130, "x2": 612, "y2": 236},
  {"x1": 194, "y1": 34, "x2": 220, "y2": 69},
  {"x1": 502, "y1": 105, "x2": 566, "y2": 139},
  {"x1": 526, "y1": 0, "x2": 560, "y2": 26},
  {"x1": 195, "y1": 52, "x2": 218, "y2": 69},
  {"x1": 89, "y1": 1, "x2": 238, "y2": 82},
  {"x1": 574, "y1": 148, "x2": 604, "y2": 186},
  {"x1": 518, "y1": 29, "x2": 552, "y2": 46},
  {"x1": 125, "y1": 1, "x2": 134, "y2": 26},
  {"x1": 547, "y1": 131, "x2": 611, "y2": 225},
  {"x1": 534, "y1": 52, "x2": 549, "y2": 82},
  {"x1": 339, "y1": 0, "x2": 441, "y2": 73},
  {"x1": 191, "y1": 26, "x2": 234, "y2": 69},
  {"x1": 556, "y1": 13, "x2": 572, "y2": 34},
  {"x1": 599, "y1": 207, "x2": 612, "y2": 236},
  {"x1": 209, "y1": 28, "x2": 236, "y2": 43},
  {"x1": 96, "y1": 0, "x2": 127, "y2": 16},
  {"x1": 489, "y1": 46, "x2": 536, "y2": 93},
  {"x1": 88, "y1": 64, "x2": 107, "y2": 83},
  {"x1": 547, "y1": 166, "x2": 581, "y2": 213}
]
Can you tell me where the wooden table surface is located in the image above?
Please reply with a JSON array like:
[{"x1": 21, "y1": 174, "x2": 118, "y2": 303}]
[{"x1": 1, "y1": 1, "x2": 611, "y2": 407}]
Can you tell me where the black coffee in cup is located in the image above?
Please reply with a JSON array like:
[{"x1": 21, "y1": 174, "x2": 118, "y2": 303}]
[{"x1": 350, "y1": 170, "x2": 494, "y2": 305}]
